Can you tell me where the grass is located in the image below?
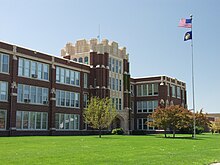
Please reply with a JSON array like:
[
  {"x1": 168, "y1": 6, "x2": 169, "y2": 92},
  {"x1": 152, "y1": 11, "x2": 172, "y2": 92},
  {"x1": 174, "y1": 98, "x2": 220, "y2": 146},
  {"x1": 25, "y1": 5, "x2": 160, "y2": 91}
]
[{"x1": 0, "y1": 133, "x2": 220, "y2": 165}]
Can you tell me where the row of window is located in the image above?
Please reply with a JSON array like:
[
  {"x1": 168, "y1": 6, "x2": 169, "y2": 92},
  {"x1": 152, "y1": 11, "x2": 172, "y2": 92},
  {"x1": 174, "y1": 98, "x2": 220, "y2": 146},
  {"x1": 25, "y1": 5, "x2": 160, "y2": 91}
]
[
  {"x1": 1, "y1": 55, "x2": 86, "y2": 87},
  {"x1": 17, "y1": 84, "x2": 48, "y2": 105},
  {"x1": 0, "y1": 110, "x2": 80, "y2": 130},
  {"x1": 137, "y1": 118, "x2": 154, "y2": 130},
  {"x1": 16, "y1": 111, "x2": 48, "y2": 130},
  {"x1": 109, "y1": 77, "x2": 122, "y2": 91},
  {"x1": 137, "y1": 100, "x2": 158, "y2": 113},
  {"x1": 55, "y1": 113, "x2": 80, "y2": 130},
  {"x1": 112, "y1": 98, "x2": 122, "y2": 110},
  {"x1": 0, "y1": 81, "x2": 8, "y2": 101},
  {"x1": 0, "y1": 110, "x2": 6, "y2": 129},
  {"x1": 73, "y1": 56, "x2": 88, "y2": 64},
  {"x1": 56, "y1": 66, "x2": 80, "y2": 86},
  {"x1": 109, "y1": 57, "x2": 122, "y2": 74},
  {"x1": 0, "y1": 53, "x2": 9, "y2": 73},
  {"x1": 137, "y1": 83, "x2": 158, "y2": 96},
  {"x1": 18, "y1": 58, "x2": 49, "y2": 81},
  {"x1": 168, "y1": 85, "x2": 184, "y2": 99},
  {"x1": 56, "y1": 90, "x2": 80, "y2": 108}
]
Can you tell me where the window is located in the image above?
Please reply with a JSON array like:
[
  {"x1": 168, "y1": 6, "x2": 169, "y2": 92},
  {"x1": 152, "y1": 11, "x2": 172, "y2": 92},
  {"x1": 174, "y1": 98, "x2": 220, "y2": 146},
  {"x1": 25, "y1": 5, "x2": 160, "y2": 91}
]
[
  {"x1": 137, "y1": 85, "x2": 142, "y2": 96},
  {"x1": 167, "y1": 84, "x2": 170, "y2": 96},
  {"x1": 17, "y1": 84, "x2": 48, "y2": 105},
  {"x1": 18, "y1": 58, "x2": 49, "y2": 81},
  {"x1": 55, "y1": 113, "x2": 79, "y2": 130},
  {"x1": 119, "y1": 61, "x2": 122, "y2": 74},
  {"x1": 84, "y1": 73, "x2": 88, "y2": 88},
  {"x1": 119, "y1": 98, "x2": 122, "y2": 110},
  {"x1": 116, "y1": 98, "x2": 118, "y2": 110},
  {"x1": 109, "y1": 77, "x2": 111, "y2": 89},
  {"x1": 84, "y1": 57, "x2": 88, "y2": 64},
  {"x1": 16, "y1": 111, "x2": 48, "y2": 130},
  {"x1": 131, "y1": 101, "x2": 134, "y2": 112},
  {"x1": 0, "y1": 53, "x2": 9, "y2": 73},
  {"x1": 56, "y1": 90, "x2": 80, "y2": 108},
  {"x1": 112, "y1": 58, "x2": 115, "y2": 72},
  {"x1": 112, "y1": 78, "x2": 115, "y2": 90},
  {"x1": 56, "y1": 66, "x2": 80, "y2": 86},
  {"x1": 177, "y1": 86, "x2": 181, "y2": 98},
  {"x1": 119, "y1": 80, "x2": 122, "y2": 91},
  {"x1": 136, "y1": 84, "x2": 159, "y2": 97},
  {"x1": 137, "y1": 118, "x2": 155, "y2": 130},
  {"x1": 154, "y1": 83, "x2": 158, "y2": 95},
  {"x1": 0, "y1": 110, "x2": 7, "y2": 130},
  {"x1": 109, "y1": 58, "x2": 112, "y2": 72},
  {"x1": 172, "y1": 85, "x2": 176, "y2": 97},
  {"x1": 116, "y1": 60, "x2": 119, "y2": 73},
  {"x1": 79, "y1": 57, "x2": 83, "y2": 63},
  {"x1": 83, "y1": 93, "x2": 88, "y2": 108},
  {"x1": 143, "y1": 84, "x2": 147, "y2": 96},
  {"x1": 182, "y1": 89, "x2": 185, "y2": 100},
  {"x1": 130, "y1": 85, "x2": 134, "y2": 96},
  {"x1": 0, "y1": 81, "x2": 8, "y2": 101},
  {"x1": 116, "y1": 79, "x2": 119, "y2": 91},
  {"x1": 137, "y1": 100, "x2": 158, "y2": 113}
]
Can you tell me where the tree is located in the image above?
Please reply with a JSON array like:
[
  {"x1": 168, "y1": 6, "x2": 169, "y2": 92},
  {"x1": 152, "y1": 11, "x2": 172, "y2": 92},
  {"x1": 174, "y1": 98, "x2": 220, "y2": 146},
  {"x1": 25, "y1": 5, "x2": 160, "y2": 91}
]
[
  {"x1": 149, "y1": 105, "x2": 191, "y2": 138},
  {"x1": 210, "y1": 118, "x2": 220, "y2": 134},
  {"x1": 83, "y1": 97, "x2": 117, "y2": 138}
]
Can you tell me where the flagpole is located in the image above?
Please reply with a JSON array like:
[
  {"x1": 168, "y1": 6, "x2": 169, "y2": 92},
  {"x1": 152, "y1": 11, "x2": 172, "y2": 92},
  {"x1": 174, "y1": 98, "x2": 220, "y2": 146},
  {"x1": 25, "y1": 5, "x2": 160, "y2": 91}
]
[{"x1": 190, "y1": 14, "x2": 196, "y2": 139}]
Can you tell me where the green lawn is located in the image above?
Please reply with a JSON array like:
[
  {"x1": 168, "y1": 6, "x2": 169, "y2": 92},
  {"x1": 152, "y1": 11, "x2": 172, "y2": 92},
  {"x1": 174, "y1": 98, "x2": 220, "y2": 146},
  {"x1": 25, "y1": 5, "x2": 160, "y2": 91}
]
[{"x1": 0, "y1": 134, "x2": 219, "y2": 165}]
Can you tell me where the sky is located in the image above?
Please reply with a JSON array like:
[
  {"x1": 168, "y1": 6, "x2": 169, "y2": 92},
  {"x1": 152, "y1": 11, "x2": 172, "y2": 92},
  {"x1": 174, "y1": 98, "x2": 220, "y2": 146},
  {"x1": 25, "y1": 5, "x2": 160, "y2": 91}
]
[{"x1": 0, "y1": 0, "x2": 219, "y2": 113}]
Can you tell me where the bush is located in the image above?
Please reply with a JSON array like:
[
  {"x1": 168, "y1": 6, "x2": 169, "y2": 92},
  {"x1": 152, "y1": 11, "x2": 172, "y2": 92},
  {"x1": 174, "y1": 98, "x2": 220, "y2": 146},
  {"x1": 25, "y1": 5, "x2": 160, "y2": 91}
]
[{"x1": 111, "y1": 128, "x2": 124, "y2": 135}]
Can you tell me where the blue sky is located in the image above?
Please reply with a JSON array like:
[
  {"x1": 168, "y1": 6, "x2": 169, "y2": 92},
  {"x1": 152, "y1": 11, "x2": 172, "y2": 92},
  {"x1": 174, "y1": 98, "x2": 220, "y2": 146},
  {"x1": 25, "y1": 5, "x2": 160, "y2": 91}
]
[{"x1": 1, "y1": 0, "x2": 219, "y2": 113}]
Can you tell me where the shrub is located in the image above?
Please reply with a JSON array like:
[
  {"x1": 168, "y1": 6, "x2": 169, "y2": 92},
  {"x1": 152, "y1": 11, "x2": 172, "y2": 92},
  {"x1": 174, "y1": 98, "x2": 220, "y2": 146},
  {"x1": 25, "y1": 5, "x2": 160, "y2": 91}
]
[{"x1": 111, "y1": 128, "x2": 124, "y2": 135}]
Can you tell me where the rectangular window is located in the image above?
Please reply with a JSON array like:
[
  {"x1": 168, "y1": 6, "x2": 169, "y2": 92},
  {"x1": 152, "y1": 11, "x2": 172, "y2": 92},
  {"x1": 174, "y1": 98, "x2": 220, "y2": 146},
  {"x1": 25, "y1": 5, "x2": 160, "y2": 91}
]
[
  {"x1": 83, "y1": 93, "x2": 88, "y2": 108},
  {"x1": 116, "y1": 60, "x2": 119, "y2": 73},
  {"x1": 0, "y1": 81, "x2": 8, "y2": 101},
  {"x1": 16, "y1": 111, "x2": 48, "y2": 130},
  {"x1": 84, "y1": 73, "x2": 88, "y2": 88},
  {"x1": 148, "y1": 101, "x2": 153, "y2": 113},
  {"x1": 112, "y1": 78, "x2": 115, "y2": 90},
  {"x1": 167, "y1": 84, "x2": 170, "y2": 96},
  {"x1": 177, "y1": 86, "x2": 181, "y2": 98},
  {"x1": 143, "y1": 101, "x2": 147, "y2": 113},
  {"x1": 112, "y1": 58, "x2": 115, "y2": 72},
  {"x1": 143, "y1": 84, "x2": 147, "y2": 96},
  {"x1": 55, "y1": 113, "x2": 80, "y2": 130},
  {"x1": 148, "y1": 84, "x2": 152, "y2": 96},
  {"x1": 0, "y1": 53, "x2": 9, "y2": 73},
  {"x1": 119, "y1": 98, "x2": 122, "y2": 110},
  {"x1": 17, "y1": 84, "x2": 48, "y2": 105},
  {"x1": 154, "y1": 83, "x2": 158, "y2": 95},
  {"x1": 109, "y1": 77, "x2": 111, "y2": 89},
  {"x1": 119, "y1": 61, "x2": 122, "y2": 74},
  {"x1": 137, "y1": 101, "x2": 142, "y2": 113},
  {"x1": 116, "y1": 79, "x2": 119, "y2": 91},
  {"x1": 18, "y1": 58, "x2": 49, "y2": 81},
  {"x1": 172, "y1": 85, "x2": 176, "y2": 98},
  {"x1": 182, "y1": 89, "x2": 185, "y2": 100},
  {"x1": 116, "y1": 98, "x2": 118, "y2": 110},
  {"x1": 109, "y1": 58, "x2": 112, "y2": 72},
  {"x1": 119, "y1": 80, "x2": 122, "y2": 91},
  {"x1": 0, "y1": 110, "x2": 7, "y2": 130},
  {"x1": 56, "y1": 89, "x2": 80, "y2": 108},
  {"x1": 137, "y1": 85, "x2": 142, "y2": 96},
  {"x1": 137, "y1": 118, "x2": 154, "y2": 130}
]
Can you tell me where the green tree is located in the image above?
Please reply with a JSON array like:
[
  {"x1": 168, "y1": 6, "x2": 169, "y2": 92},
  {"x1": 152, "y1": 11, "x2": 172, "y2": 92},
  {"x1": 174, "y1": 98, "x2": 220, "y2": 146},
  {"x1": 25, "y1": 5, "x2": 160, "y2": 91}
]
[
  {"x1": 149, "y1": 105, "x2": 191, "y2": 138},
  {"x1": 83, "y1": 97, "x2": 117, "y2": 138},
  {"x1": 210, "y1": 118, "x2": 220, "y2": 134}
]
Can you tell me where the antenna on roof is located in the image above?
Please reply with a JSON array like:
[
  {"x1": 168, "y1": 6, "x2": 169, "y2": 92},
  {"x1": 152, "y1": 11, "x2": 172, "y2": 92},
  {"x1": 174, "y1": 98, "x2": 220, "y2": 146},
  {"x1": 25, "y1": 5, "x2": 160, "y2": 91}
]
[{"x1": 97, "y1": 24, "x2": 101, "y2": 43}]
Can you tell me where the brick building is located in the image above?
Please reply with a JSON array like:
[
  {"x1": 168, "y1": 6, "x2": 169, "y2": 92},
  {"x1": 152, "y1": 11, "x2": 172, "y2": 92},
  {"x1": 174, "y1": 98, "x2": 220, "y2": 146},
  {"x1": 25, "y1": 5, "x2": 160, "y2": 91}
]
[{"x1": 0, "y1": 39, "x2": 186, "y2": 136}]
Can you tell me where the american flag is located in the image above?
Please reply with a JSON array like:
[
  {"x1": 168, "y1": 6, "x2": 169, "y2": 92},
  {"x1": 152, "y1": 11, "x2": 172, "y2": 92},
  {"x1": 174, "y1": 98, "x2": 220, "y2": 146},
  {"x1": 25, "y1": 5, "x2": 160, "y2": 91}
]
[{"x1": 178, "y1": 18, "x2": 192, "y2": 28}]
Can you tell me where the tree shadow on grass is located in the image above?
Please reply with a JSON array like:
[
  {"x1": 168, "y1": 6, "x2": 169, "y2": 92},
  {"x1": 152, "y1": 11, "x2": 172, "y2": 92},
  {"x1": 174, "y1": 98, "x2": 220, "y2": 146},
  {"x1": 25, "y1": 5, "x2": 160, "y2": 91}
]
[{"x1": 154, "y1": 135, "x2": 204, "y2": 140}]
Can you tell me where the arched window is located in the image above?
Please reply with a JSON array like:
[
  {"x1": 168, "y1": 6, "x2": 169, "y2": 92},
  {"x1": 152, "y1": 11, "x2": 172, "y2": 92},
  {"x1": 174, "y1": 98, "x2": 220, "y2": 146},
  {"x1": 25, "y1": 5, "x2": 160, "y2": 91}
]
[
  {"x1": 84, "y1": 56, "x2": 88, "y2": 64},
  {"x1": 73, "y1": 58, "x2": 77, "y2": 62},
  {"x1": 79, "y1": 57, "x2": 83, "y2": 63}
]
